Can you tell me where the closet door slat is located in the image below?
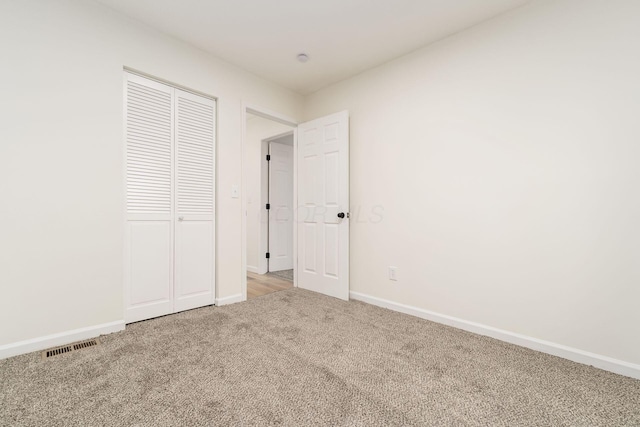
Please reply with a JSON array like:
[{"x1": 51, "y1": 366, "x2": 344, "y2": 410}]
[
  {"x1": 175, "y1": 92, "x2": 215, "y2": 216},
  {"x1": 125, "y1": 79, "x2": 173, "y2": 215}
]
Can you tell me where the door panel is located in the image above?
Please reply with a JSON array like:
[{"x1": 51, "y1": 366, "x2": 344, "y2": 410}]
[
  {"x1": 125, "y1": 78, "x2": 173, "y2": 218},
  {"x1": 324, "y1": 224, "x2": 339, "y2": 278},
  {"x1": 173, "y1": 88, "x2": 215, "y2": 312},
  {"x1": 324, "y1": 151, "x2": 339, "y2": 204},
  {"x1": 297, "y1": 111, "x2": 349, "y2": 300},
  {"x1": 174, "y1": 221, "x2": 214, "y2": 312},
  {"x1": 124, "y1": 73, "x2": 174, "y2": 323},
  {"x1": 303, "y1": 223, "x2": 317, "y2": 273},
  {"x1": 303, "y1": 155, "x2": 318, "y2": 205},
  {"x1": 269, "y1": 142, "x2": 294, "y2": 271},
  {"x1": 126, "y1": 221, "x2": 173, "y2": 323}
]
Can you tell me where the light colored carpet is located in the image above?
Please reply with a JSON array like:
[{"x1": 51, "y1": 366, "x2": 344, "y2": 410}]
[
  {"x1": 267, "y1": 269, "x2": 293, "y2": 282},
  {"x1": 1, "y1": 288, "x2": 639, "y2": 426}
]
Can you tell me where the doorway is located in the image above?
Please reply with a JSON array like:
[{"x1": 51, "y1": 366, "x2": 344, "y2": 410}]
[
  {"x1": 241, "y1": 106, "x2": 350, "y2": 302},
  {"x1": 266, "y1": 133, "x2": 294, "y2": 274},
  {"x1": 244, "y1": 112, "x2": 296, "y2": 299}
]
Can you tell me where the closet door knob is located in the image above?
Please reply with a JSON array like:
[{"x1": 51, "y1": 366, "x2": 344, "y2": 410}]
[{"x1": 178, "y1": 216, "x2": 184, "y2": 221}]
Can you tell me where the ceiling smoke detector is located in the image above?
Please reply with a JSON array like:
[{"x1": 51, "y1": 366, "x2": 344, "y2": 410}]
[{"x1": 296, "y1": 53, "x2": 309, "y2": 63}]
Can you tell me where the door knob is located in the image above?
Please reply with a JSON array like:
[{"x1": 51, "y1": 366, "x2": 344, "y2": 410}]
[
  {"x1": 337, "y1": 212, "x2": 345, "y2": 219},
  {"x1": 178, "y1": 216, "x2": 184, "y2": 221}
]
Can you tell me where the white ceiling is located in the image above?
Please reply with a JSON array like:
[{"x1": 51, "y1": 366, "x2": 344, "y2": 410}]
[{"x1": 96, "y1": 0, "x2": 531, "y2": 94}]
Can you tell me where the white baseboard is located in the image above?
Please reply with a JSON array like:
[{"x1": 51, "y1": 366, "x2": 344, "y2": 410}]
[
  {"x1": 246, "y1": 265, "x2": 259, "y2": 274},
  {"x1": 215, "y1": 293, "x2": 244, "y2": 306},
  {"x1": 350, "y1": 291, "x2": 640, "y2": 380},
  {"x1": 0, "y1": 320, "x2": 125, "y2": 360}
]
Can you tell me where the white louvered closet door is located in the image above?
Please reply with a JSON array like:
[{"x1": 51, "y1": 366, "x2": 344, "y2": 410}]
[
  {"x1": 124, "y1": 73, "x2": 216, "y2": 323},
  {"x1": 173, "y1": 89, "x2": 215, "y2": 312},
  {"x1": 124, "y1": 73, "x2": 175, "y2": 323}
]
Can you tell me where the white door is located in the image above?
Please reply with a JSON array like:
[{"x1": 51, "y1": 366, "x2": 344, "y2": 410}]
[
  {"x1": 268, "y1": 141, "x2": 293, "y2": 272},
  {"x1": 297, "y1": 111, "x2": 349, "y2": 300},
  {"x1": 124, "y1": 72, "x2": 216, "y2": 323},
  {"x1": 173, "y1": 89, "x2": 215, "y2": 312},
  {"x1": 124, "y1": 73, "x2": 174, "y2": 323}
]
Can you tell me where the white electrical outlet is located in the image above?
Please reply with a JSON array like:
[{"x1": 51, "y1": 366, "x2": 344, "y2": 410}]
[{"x1": 388, "y1": 266, "x2": 398, "y2": 281}]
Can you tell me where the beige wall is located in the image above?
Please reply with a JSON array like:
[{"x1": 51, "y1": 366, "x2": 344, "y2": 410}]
[
  {"x1": 303, "y1": 0, "x2": 640, "y2": 365},
  {"x1": 0, "y1": 0, "x2": 302, "y2": 346}
]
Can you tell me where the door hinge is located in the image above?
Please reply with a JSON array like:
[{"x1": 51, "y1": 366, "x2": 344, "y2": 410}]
[
  {"x1": 266, "y1": 203, "x2": 271, "y2": 210},
  {"x1": 266, "y1": 252, "x2": 270, "y2": 259},
  {"x1": 266, "y1": 154, "x2": 271, "y2": 161}
]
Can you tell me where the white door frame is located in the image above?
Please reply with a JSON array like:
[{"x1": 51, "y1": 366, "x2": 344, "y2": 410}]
[{"x1": 241, "y1": 104, "x2": 298, "y2": 301}]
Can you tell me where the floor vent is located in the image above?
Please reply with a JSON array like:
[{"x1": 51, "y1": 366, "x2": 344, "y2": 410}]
[
  {"x1": 44, "y1": 346, "x2": 73, "y2": 358},
  {"x1": 42, "y1": 339, "x2": 100, "y2": 359},
  {"x1": 73, "y1": 340, "x2": 98, "y2": 351}
]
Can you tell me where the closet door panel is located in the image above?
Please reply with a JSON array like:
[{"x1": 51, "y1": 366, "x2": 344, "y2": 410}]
[
  {"x1": 173, "y1": 89, "x2": 216, "y2": 312},
  {"x1": 125, "y1": 221, "x2": 172, "y2": 323},
  {"x1": 124, "y1": 73, "x2": 174, "y2": 323},
  {"x1": 175, "y1": 221, "x2": 213, "y2": 304}
]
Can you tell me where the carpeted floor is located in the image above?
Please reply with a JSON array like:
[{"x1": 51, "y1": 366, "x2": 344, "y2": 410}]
[
  {"x1": 1, "y1": 289, "x2": 639, "y2": 426},
  {"x1": 267, "y1": 269, "x2": 293, "y2": 282}
]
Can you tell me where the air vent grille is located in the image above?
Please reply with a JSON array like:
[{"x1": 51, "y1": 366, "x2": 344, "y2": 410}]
[
  {"x1": 45, "y1": 346, "x2": 72, "y2": 358},
  {"x1": 73, "y1": 340, "x2": 98, "y2": 351},
  {"x1": 42, "y1": 339, "x2": 100, "y2": 359}
]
